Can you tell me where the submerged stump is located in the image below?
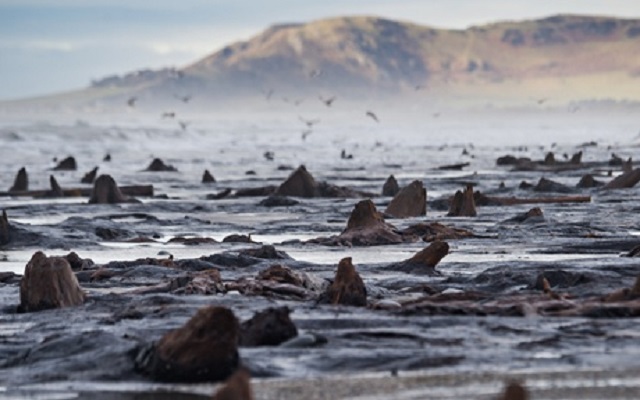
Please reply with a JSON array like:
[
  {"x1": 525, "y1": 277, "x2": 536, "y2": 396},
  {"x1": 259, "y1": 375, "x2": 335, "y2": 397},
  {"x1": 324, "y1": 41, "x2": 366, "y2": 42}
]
[
  {"x1": 9, "y1": 167, "x2": 28, "y2": 192},
  {"x1": 88, "y1": 174, "x2": 130, "y2": 204},
  {"x1": 136, "y1": 306, "x2": 240, "y2": 383},
  {"x1": 240, "y1": 307, "x2": 298, "y2": 347},
  {"x1": 382, "y1": 175, "x2": 400, "y2": 196},
  {"x1": 384, "y1": 180, "x2": 426, "y2": 218},
  {"x1": 388, "y1": 241, "x2": 450, "y2": 274},
  {"x1": 321, "y1": 257, "x2": 367, "y2": 306},
  {"x1": 19, "y1": 251, "x2": 86, "y2": 312},
  {"x1": 447, "y1": 185, "x2": 477, "y2": 217}
]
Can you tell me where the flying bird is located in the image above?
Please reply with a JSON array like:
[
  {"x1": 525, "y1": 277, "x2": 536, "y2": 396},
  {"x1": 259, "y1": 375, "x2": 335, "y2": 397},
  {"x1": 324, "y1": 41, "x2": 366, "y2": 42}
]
[
  {"x1": 262, "y1": 88, "x2": 274, "y2": 101},
  {"x1": 162, "y1": 112, "x2": 176, "y2": 119},
  {"x1": 298, "y1": 116, "x2": 320, "y2": 128},
  {"x1": 127, "y1": 97, "x2": 137, "y2": 107},
  {"x1": 365, "y1": 111, "x2": 379, "y2": 123},
  {"x1": 319, "y1": 95, "x2": 336, "y2": 107},
  {"x1": 174, "y1": 94, "x2": 191, "y2": 103},
  {"x1": 301, "y1": 129, "x2": 313, "y2": 140}
]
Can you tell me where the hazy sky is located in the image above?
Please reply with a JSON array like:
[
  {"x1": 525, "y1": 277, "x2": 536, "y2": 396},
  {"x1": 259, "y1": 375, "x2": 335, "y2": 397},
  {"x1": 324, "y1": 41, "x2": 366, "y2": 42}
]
[{"x1": 1, "y1": 0, "x2": 640, "y2": 100}]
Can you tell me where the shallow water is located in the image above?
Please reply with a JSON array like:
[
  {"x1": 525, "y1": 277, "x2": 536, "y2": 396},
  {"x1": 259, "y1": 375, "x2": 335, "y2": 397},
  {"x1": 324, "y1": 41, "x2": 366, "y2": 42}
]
[{"x1": 1, "y1": 111, "x2": 640, "y2": 398}]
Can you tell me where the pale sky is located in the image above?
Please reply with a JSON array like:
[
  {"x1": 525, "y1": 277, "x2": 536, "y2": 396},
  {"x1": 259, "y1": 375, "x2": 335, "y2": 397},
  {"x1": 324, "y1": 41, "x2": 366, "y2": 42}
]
[{"x1": 1, "y1": 0, "x2": 640, "y2": 100}]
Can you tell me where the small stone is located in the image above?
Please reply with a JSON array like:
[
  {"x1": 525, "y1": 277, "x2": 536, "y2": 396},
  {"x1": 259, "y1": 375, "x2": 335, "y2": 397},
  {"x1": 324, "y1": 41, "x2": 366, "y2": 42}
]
[{"x1": 146, "y1": 158, "x2": 177, "y2": 172}]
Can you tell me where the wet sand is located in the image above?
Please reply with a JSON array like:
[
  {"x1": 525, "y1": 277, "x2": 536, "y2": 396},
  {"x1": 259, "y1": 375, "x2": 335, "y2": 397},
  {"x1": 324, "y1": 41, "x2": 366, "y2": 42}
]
[{"x1": 1, "y1": 113, "x2": 640, "y2": 398}]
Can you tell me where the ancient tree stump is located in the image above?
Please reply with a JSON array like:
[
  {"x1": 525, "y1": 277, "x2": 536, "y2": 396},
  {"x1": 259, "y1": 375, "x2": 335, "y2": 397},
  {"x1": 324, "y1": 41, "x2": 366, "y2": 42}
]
[
  {"x1": 322, "y1": 257, "x2": 367, "y2": 306},
  {"x1": 384, "y1": 180, "x2": 426, "y2": 218},
  {"x1": 447, "y1": 185, "x2": 477, "y2": 217},
  {"x1": 9, "y1": 167, "x2": 28, "y2": 192},
  {"x1": 136, "y1": 306, "x2": 240, "y2": 383},
  {"x1": 19, "y1": 251, "x2": 86, "y2": 312}
]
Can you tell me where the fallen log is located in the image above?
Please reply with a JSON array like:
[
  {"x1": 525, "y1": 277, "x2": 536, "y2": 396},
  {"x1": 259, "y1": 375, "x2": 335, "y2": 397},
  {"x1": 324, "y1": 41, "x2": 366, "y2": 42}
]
[
  {"x1": 0, "y1": 185, "x2": 154, "y2": 198},
  {"x1": 484, "y1": 195, "x2": 591, "y2": 206}
]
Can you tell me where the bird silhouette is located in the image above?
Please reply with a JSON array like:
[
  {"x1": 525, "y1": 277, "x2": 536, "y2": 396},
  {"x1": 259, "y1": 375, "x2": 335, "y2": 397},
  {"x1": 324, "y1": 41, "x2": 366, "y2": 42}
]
[
  {"x1": 262, "y1": 88, "x2": 274, "y2": 101},
  {"x1": 178, "y1": 120, "x2": 190, "y2": 131},
  {"x1": 174, "y1": 94, "x2": 191, "y2": 103},
  {"x1": 301, "y1": 130, "x2": 313, "y2": 140},
  {"x1": 127, "y1": 97, "x2": 137, "y2": 107},
  {"x1": 162, "y1": 112, "x2": 176, "y2": 119},
  {"x1": 365, "y1": 111, "x2": 379, "y2": 123},
  {"x1": 263, "y1": 151, "x2": 275, "y2": 161},
  {"x1": 298, "y1": 116, "x2": 320, "y2": 128},
  {"x1": 319, "y1": 95, "x2": 336, "y2": 107}
]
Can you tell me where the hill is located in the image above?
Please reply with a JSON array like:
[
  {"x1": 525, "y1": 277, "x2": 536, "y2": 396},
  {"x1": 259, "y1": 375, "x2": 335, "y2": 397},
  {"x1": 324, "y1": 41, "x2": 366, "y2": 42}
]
[{"x1": 5, "y1": 14, "x2": 640, "y2": 111}]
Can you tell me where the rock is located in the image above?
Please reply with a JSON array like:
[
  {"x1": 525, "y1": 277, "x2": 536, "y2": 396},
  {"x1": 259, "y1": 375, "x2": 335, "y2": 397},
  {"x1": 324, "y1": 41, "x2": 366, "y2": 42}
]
[
  {"x1": 146, "y1": 158, "x2": 177, "y2": 172},
  {"x1": 135, "y1": 306, "x2": 240, "y2": 383},
  {"x1": 0, "y1": 210, "x2": 10, "y2": 246},
  {"x1": 9, "y1": 167, "x2": 28, "y2": 192},
  {"x1": 168, "y1": 237, "x2": 218, "y2": 245},
  {"x1": 202, "y1": 169, "x2": 216, "y2": 183},
  {"x1": 19, "y1": 251, "x2": 86, "y2": 312},
  {"x1": 533, "y1": 177, "x2": 573, "y2": 193},
  {"x1": 53, "y1": 156, "x2": 77, "y2": 171},
  {"x1": 504, "y1": 207, "x2": 545, "y2": 223},
  {"x1": 321, "y1": 257, "x2": 367, "y2": 306},
  {"x1": 258, "y1": 195, "x2": 299, "y2": 207},
  {"x1": 622, "y1": 158, "x2": 633, "y2": 173},
  {"x1": 609, "y1": 153, "x2": 624, "y2": 166},
  {"x1": 499, "y1": 381, "x2": 529, "y2": 400},
  {"x1": 88, "y1": 175, "x2": 130, "y2": 204},
  {"x1": 388, "y1": 241, "x2": 449, "y2": 274},
  {"x1": 604, "y1": 168, "x2": 640, "y2": 189},
  {"x1": 239, "y1": 307, "x2": 298, "y2": 347},
  {"x1": 576, "y1": 174, "x2": 603, "y2": 188},
  {"x1": 384, "y1": 180, "x2": 426, "y2": 218},
  {"x1": 382, "y1": 175, "x2": 400, "y2": 196},
  {"x1": 447, "y1": 185, "x2": 477, "y2": 217},
  {"x1": 275, "y1": 165, "x2": 317, "y2": 197},
  {"x1": 211, "y1": 368, "x2": 254, "y2": 400},
  {"x1": 81, "y1": 166, "x2": 99, "y2": 184}
]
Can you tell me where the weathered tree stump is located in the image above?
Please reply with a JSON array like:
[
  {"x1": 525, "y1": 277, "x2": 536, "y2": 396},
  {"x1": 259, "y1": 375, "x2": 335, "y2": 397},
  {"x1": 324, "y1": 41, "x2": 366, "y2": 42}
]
[
  {"x1": 447, "y1": 185, "x2": 477, "y2": 217},
  {"x1": 202, "y1": 169, "x2": 216, "y2": 183},
  {"x1": 136, "y1": 306, "x2": 240, "y2": 382},
  {"x1": 88, "y1": 175, "x2": 130, "y2": 204},
  {"x1": 384, "y1": 180, "x2": 426, "y2": 218},
  {"x1": 19, "y1": 251, "x2": 86, "y2": 312},
  {"x1": 388, "y1": 241, "x2": 449, "y2": 274},
  {"x1": 211, "y1": 368, "x2": 254, "y2": 400},
  {"x1": 53, "y1": 156, "x2": 77, "y2": 171},
  {"x1": 81, "y1": 166, "x2": 99, "y2": 184},
  {"x1": 146, "y1": 158, "x2": 177, "y2": 172},
  {"x1": 382, "y1": 175, "x2": 399, "y2": 196},
  {"x1": 0, "y1": 210, "x2": 10, "y2": 246},
  {"x1": 239, "y1": 307, "x2": 298, "y2": 346},
  {"x1": 604, "y1": 168, "x2": 640, "y2": 189},
  {"x1": 275, "y1": 165, "x2": 317, "y2": 197},
  {"x1": 321, "y1": 257, "x2": 367, "y2": 306},
  {"x1": 9, "y1": 167, "x2": 28, "y2": 192}
]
